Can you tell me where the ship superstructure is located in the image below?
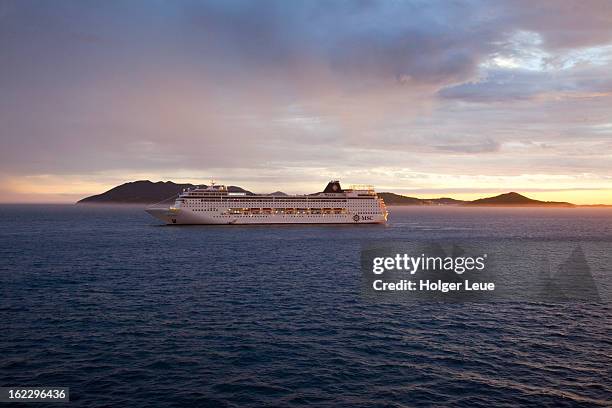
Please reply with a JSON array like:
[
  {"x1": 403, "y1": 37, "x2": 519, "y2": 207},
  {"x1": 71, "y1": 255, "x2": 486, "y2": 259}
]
[{"x1": 146, "y1": 181, "x2": 387, "y2": 225}]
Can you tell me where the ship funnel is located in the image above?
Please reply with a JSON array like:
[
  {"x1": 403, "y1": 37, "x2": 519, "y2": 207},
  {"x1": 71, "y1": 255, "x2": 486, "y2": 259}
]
[{"x1": 323, "y1": 180, "x2": 342, "y2": 193}]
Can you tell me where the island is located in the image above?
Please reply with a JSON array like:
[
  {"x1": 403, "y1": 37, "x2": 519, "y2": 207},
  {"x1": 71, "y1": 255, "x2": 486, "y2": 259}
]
[
  {"x1": 77, "y1": 181, "x2": 576, "y2": 207},
  {"x1": 463, "y1": 192, "x2": 574, "y2": 207},
  {"x1": 77, "y1": 181, "x2": 252, "y2": 204}
]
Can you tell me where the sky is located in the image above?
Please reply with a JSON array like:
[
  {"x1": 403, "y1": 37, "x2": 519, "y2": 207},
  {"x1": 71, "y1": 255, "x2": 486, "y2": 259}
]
[{"x1": 1, "y1": 0, "x2": 612, "y2": 204}]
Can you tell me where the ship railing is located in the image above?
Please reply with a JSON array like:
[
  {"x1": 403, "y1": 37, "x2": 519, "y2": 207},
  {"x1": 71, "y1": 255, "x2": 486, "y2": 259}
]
[{"x1": 349, "y1": 184, "x2": 375, "y2": 192}]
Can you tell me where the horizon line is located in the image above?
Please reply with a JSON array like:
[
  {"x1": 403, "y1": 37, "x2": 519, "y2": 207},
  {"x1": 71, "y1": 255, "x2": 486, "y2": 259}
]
[{"x1": 2, "y1": 189, "x2": 612, "y2": 207}]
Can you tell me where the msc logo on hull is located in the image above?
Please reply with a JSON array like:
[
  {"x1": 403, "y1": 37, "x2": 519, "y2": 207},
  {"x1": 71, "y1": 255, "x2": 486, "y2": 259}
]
[{"x1": 353, "y1": 214, "x2": 374, "y2": 222}]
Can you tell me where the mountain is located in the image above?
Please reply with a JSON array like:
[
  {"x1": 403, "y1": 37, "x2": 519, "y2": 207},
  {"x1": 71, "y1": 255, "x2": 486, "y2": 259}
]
[
  {"x1": 77, "y1": 180, "x2": 253, "y2": 204},
  {"x1": 377, "y1": 192, "x2": 425, "y2": 205},
  {"x1": 464, "y1": 192, "x2": 574, "y2": 207},
  {"x1": 268, "y1": 191, "x2": 288, "y2": 196},
  {"x1": 379, "y1": 191, "x2": 573, "y2": 207},
  {"x1": 77, "y1": 182, "x2": 575, "y2": 207},
  {"x1": 423, "y1": 197, "x2": 466, "y2": 205},
  {"x1": 78, "y1": 181, "x2": 193, "y2": 204},
  {"x1": 378, "y1": 193, "x2": 465, "y2": 205},
  {"x1": 227, "y1": 186, "x2": 253, "y2": 194}
]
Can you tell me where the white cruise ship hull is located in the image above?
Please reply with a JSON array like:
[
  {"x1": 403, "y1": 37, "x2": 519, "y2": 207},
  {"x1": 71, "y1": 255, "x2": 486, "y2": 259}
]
[
  {"x1": 145, "y1": 181, "x2": 388, "y2": 225},
  {"x1": 146, "y1": 208, "x2": 386, "y2": 225}
]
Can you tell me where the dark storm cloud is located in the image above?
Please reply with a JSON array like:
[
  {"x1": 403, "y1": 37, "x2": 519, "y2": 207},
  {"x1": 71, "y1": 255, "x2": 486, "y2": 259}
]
[{"x1": 172, "y1": 0, "x2": 505, "y2": 86}]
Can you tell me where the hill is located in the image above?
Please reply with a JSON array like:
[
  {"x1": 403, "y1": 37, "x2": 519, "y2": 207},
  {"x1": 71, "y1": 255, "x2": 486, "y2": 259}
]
[
  {"x1": 77, "y1": 180, "x2": 252, "y2": 204},
  {"x1": 464, "y1": 192, "x2": 574, "y2": 207},
  {"x1": 423, "y1": 197, "x2": 466, "y2": 205},
  {"x1": 379, "y1": 191, "x2": 573, "y2": 207},
  {"x1": 378, "y1": 193, "x2": 465, "y2": 205},
  {"x1": 377, "y1": 192, "x2": 425, "y2": 205},
  {"x1": 77, "y1": 182, "x2": 575, "y2": 207}
]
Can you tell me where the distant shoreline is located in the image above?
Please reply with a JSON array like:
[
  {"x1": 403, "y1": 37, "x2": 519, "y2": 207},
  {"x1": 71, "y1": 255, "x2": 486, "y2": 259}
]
[
  {"x1": 69, "y1": 202, "x2": 612, "y2": 209},
  {"x1": 2, "y1": 202, "x2": 611, "y2": 208},
  {"x1": 386, "y1": 204, "x2": 612, "y2": 208}
]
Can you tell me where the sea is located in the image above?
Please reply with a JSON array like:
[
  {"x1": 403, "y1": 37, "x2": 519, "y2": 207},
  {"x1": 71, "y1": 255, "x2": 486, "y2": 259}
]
[{"x1": 0, "y1": 205, "x2": 610, "y2": 407}]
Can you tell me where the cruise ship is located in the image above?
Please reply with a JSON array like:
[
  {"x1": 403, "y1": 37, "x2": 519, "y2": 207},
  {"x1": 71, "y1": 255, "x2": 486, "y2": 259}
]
[{"x1": 146, "y1": 181, "x2": 388, "y2": 225}]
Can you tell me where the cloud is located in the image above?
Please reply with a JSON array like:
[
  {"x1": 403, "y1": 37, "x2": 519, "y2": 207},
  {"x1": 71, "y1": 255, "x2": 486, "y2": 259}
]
[
  {"x1": 502, "y1": 0, "x2": 612, "y2": 50},
  {"x1": 434, "y1": 138, "x2": 501, "y2": 154},
  {"x1": 0, "y1": 0, "x2": 611, "y2": 201}
]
